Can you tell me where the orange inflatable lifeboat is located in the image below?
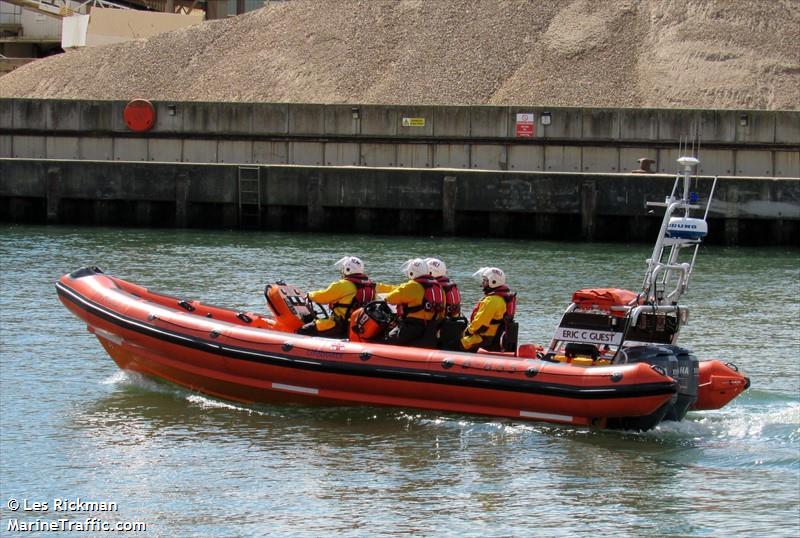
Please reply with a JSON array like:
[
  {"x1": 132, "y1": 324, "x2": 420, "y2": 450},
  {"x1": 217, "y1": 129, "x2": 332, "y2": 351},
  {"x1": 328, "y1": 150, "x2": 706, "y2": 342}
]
[{"x1": 56, "y1": 265, "x2": 749, "y2": 431}]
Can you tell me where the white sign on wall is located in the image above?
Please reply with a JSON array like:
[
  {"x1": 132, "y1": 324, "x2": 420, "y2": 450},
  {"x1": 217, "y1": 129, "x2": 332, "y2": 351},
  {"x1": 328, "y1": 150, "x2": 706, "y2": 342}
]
[{"x1": 515, "y1": 113, "x2": 535, "y2": 137}]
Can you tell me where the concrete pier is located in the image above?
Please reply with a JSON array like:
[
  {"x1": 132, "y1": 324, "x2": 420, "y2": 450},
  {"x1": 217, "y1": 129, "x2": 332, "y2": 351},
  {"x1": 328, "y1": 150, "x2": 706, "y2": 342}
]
[
  {"x1": 1, "y1": 98, "x2": 797, "y2": 244},
  {"x1": 2, "y1": 158, "x2": 798, "y2": 245}
]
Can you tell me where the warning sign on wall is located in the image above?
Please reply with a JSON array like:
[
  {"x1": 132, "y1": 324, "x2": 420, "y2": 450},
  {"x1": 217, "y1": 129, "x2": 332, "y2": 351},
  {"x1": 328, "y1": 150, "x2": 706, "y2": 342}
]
[
  {"x1": 402, "y1": 117, "x2": 426, "y2": 127},
  {"x1": 515, "y1": 113, "x2": 535, "y2": 137}
]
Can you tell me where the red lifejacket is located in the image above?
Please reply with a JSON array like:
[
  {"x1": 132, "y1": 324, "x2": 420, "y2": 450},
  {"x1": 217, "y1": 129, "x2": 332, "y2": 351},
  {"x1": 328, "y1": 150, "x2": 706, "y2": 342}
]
[
  {"x1": 470, "y1": 285, "x2": 516, "y2": 323},
  {"x1": 436, "y1": 276, "x2": 461, "y2": 318},
  {"x1": 332, "y1": 274, "x2": 376, "y2": 317},
  {"x1": 398, "y1": 275, "x2": 445, "y2": 318}
]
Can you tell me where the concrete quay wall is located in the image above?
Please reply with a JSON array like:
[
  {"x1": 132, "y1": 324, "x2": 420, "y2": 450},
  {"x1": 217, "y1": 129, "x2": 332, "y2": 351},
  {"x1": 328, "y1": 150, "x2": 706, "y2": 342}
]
[
  {"x1": 1, "y1": 99, "x2": 798, "y2": 178},
  {"x1": 2, "y1": 159, "x2": 797, "y2": 246}
]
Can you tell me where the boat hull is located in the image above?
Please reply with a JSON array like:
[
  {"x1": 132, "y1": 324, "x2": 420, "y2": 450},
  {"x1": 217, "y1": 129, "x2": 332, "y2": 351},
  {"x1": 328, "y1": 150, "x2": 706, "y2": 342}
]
[{"x1": 58, "y1": 268, "x2": 688, "y2": 429}]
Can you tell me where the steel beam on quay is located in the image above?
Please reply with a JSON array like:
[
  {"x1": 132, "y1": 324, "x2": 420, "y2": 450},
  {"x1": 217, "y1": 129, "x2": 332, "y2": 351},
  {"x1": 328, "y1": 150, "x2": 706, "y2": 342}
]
[{"x1": 1, "y1": 159, "x2": 798, "y2": 246}]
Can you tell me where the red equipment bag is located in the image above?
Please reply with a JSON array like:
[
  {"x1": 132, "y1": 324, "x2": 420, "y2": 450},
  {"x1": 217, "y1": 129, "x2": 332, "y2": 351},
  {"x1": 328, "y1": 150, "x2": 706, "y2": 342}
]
[{"x1": 572, "y1": 288, "x2": 640, "y2": 312}]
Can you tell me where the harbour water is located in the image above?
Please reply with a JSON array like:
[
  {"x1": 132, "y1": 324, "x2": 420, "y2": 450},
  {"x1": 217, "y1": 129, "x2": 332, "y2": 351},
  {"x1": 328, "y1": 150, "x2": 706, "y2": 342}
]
[{"x1": 1, "y1": 225, "x2": 798, "y2": 537}]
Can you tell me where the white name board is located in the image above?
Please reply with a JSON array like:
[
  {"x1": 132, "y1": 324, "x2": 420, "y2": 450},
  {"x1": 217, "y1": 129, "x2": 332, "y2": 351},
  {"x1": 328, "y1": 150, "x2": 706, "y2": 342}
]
[{"x1": 554, "y1": 327, "x2": 623, "y2": 345}]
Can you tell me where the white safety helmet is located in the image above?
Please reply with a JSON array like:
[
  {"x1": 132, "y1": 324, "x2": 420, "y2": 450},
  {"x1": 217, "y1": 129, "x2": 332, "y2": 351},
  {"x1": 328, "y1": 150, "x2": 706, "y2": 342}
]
[
  {"x1": 425, "y1": 258, "x2": 447, "y2": 278},
  {"x1": 472, "y1": 267, "x2": 506, "y2": 289},
  {"x1": 400, "y1": 258, "x2": 428, "y2": 279},
  {"x1": 334, "y1": 256, "x2": 365, "y2": 276}
]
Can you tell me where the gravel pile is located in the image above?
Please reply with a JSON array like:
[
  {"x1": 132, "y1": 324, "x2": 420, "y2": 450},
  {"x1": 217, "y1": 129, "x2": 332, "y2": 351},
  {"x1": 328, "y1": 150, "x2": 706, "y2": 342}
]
[{"x1": 1, "y1": 0, "x2": 798, "y2": 109}]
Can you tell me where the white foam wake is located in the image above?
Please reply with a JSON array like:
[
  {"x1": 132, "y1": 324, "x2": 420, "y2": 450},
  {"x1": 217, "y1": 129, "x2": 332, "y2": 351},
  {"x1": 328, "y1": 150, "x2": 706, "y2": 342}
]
[
  {"x1": 185, "y1": 394, "x2": 270, "y2": 416},
  {"x1": 100, "y1": 370, "x2": 169, "y2": 393},
  {"x1": 650, "y1": 402, "x2": 800, "y2": 440}
]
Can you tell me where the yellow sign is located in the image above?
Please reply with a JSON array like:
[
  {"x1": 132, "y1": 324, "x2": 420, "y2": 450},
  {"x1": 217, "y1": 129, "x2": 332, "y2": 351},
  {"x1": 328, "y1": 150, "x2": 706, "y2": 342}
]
[{"x1": 402, "y1": 117, "x2": 426, "y2": 127}]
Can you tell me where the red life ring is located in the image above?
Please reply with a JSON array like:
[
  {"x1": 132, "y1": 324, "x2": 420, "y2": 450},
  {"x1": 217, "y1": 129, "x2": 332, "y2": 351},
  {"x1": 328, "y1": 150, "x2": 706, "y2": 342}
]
[{"x1": 123, "y1": 99, "x2": 156, "y2": 132}]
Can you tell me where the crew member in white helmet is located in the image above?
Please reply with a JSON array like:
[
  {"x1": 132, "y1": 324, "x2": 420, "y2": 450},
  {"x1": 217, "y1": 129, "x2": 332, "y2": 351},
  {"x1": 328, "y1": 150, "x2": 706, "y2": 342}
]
[
  {"x1": 426, "y1": 257, "x2": 466, "y2": 349},
  {"x1": 379, "y1": 258, "x2": 444, "y2": 346},
  {"x1": 425, "y1": 257, "x2": 461, "y2": 319},
  {"x1": 298, "y1": 256, "x2": 375, "y2": 338},
  {"x1": 460, "y1": 267, "x2": 517, "y2": 352}
]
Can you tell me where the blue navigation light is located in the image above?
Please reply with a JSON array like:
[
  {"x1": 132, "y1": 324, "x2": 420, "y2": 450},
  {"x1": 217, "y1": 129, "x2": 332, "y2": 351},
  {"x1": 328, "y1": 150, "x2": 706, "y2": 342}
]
[{"x1": 690, "y1": 192, "x2": 699, "y2": 203}]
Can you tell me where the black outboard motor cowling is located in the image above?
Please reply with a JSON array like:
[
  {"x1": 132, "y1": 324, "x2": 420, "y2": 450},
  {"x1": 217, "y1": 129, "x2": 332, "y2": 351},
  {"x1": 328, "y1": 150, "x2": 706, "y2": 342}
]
[
  {"x1": 660, "y1": 345, "x2": 700, "y2": 421},
  {"x1": 615, "y1": 345, "x2": 679, "y2": 383},
  {"x1": 608, "y1": 345, "x2": 678, "y2": 430}
]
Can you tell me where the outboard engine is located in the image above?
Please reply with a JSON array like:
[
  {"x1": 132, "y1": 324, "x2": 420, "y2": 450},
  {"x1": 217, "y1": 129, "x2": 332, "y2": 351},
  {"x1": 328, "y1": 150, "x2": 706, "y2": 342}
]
[
  {"x1": 615, "y1": 345, "x2": 679, "y2": 381},
  {"x1": 660, "y1": 345, "x2": 699, "y2": 421},
  {"x1": 608, "y1": 345, "x2": 678, "y2": 430}
]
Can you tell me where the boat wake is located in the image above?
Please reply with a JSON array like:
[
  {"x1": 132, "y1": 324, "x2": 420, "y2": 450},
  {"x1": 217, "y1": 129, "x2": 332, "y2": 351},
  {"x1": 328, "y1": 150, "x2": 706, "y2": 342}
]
[
  {"x1": 688, "y1": 403, "x2": 798, "y2": 439},
  {"x1": 405, "y1": 400, "x2": 799, "y2": 451},
  {"x1": 649, "y1": 401, "x2": 799, "y2": 439},
  {"x1": 101, "y1": 370, "x2": 274, "y2": 416},
  {"x1": 184, "y1": 394, "x2": 273, "y2": 417},
  {"x1": 100, "y1": 370, "x2": 171, "y2": 394},
  {"x1": 99, "y1": 371, "x2": 790, "y2": 447}
]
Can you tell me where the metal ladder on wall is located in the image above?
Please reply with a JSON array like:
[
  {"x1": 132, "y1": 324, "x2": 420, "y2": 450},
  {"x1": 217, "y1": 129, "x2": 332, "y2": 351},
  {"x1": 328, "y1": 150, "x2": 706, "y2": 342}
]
[{"x1": 238, "y1": 166, "x2": 261, "y2": 229}]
